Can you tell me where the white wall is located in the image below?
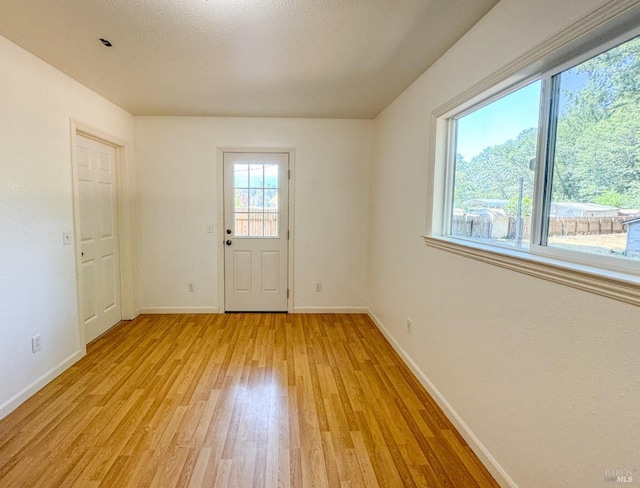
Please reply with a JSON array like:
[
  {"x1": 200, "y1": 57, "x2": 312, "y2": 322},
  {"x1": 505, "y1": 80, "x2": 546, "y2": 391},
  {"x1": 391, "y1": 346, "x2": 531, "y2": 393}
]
[
  {"x1": 369, "y1": 1, "x2": 640, "y2": 487},
  {"x1": 0, "y1": 36, "x2": 135, "y2": 417},
  {"x1": 135, "y1": 117, "x2": 372, "y2": 313}
]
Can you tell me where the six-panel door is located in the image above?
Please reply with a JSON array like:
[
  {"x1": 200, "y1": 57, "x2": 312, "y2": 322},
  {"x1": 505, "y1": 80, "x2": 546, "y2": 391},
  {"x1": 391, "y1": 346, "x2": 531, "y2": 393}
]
[{"x1": 76, "y1": 134, "x2": 122, "y2": 342}]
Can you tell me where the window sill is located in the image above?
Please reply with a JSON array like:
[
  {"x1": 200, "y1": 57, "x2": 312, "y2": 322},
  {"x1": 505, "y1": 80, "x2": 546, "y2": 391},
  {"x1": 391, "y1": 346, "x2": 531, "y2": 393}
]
[{"x1": 423, "y1": 235, "x2": 640, "y2": 307}]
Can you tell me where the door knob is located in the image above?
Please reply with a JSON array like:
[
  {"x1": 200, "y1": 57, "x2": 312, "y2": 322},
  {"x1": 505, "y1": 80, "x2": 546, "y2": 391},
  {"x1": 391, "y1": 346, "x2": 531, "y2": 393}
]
[
  {"x1": 226, "y1": 229, "x2": 232, "y2": 235},
  {"x1": 226, "y1": 240, "x2": 232, "y2": 246}
]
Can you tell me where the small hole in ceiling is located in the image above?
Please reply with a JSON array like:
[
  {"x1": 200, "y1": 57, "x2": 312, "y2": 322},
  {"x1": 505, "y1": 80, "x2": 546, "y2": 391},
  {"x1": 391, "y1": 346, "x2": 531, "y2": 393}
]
[{"x1": 99, "y1": 38, "x2": 112, "y2": 47}]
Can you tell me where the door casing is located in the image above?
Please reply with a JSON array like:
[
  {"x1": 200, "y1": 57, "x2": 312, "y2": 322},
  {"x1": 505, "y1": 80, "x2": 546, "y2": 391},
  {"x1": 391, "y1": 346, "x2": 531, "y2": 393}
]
[
  {"x1": 217, "y1": 147, "x2": 295, "y2": 313},
  {"x1": 70, "y1": 120, "x2": 137, "y2": 348}
]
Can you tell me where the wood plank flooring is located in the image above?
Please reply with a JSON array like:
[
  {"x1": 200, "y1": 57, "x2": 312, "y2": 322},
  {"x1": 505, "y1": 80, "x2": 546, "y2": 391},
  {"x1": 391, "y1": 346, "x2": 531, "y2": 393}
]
[{"x1": 0, "y1": 314, "x2": 499, "y2": 487}]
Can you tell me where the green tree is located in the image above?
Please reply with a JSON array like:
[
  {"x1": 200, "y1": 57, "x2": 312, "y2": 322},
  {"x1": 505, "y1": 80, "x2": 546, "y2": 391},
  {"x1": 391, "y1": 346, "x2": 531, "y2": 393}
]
[
  {"x1": 454, "y1": 128, "x2": 537, "y2": 213},
  {"x1": 553, "y1": 36, "x2": 640, "y2": 204},
  {"x1": 454, "y1": 36, "x2": 640, "y2": 214}
]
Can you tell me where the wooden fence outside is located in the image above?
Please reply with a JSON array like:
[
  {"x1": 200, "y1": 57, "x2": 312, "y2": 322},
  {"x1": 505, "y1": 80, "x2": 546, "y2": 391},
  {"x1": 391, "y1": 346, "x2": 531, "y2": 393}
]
[
  {"x1": 547, "y1": 216, "x2": 627, "y2": 236},
  {"x1": 452, "y1": 214, "x2": 630, "y2": 239},
  {"x1": 234, "y1": 212, "x2": 279, "y2": 237}
]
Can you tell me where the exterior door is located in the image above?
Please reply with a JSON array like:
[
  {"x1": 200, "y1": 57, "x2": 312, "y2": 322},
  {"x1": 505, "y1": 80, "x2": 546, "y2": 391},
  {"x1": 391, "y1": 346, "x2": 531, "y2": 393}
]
[
  {"x1": 224, "y1": 152, "x2": 289, "y2": 312},
  {"x1": 76, "y1": 134, "x2": 122, "y2": 342}
]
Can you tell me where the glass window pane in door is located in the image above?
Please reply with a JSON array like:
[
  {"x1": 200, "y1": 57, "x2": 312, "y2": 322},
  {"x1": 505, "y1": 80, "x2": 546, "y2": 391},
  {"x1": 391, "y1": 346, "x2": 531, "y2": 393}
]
[
  {"x1": 264, "y1": 164, "x2": 278, "y2": 188},
  {"x1": 265, "y1": 189, "x2": 278, "y2": 210},
  {"x1": 234, "y1": 164, "x2": 249, "y2": 188},
  {"x1": 264, "y1": 212, "x2": 279, "y2": 237},
  {"x1": 249, "y1": 213, "x2": 264, "y2": 237},
  {"x1": 250, "y1": 190, "x2": 264, "y2": 210},
  {"x1": 250, "y1": 164, "x2": 264, "y2": 188},
  {"x1": 232, "y1": 161, "x2": 282, "y2": 238},
  {"x1": 235, "y1": 213, "x2": 248, "y2": 236},
  {"x1": 234, "y1": 189, "x2": 248, "y2": 211}
]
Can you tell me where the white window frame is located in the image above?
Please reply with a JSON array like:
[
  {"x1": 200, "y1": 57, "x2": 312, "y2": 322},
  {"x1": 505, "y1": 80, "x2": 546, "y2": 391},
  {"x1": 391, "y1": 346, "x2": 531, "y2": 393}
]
[{"x1": 425, "y1": 1, "x2": 640, "y2": 307}]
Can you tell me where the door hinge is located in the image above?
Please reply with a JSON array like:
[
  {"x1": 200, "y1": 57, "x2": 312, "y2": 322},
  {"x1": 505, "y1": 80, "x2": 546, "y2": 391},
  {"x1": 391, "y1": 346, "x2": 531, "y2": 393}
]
[
  {"x1": 288, "y1": 169, "x2": 291, "y2": 180},
  {"x1": 287, "y1": 230, "x2": 290, "y2": 240},
  {"x1": 287, "y1": 289, "x2": 290, "y2": 298}
]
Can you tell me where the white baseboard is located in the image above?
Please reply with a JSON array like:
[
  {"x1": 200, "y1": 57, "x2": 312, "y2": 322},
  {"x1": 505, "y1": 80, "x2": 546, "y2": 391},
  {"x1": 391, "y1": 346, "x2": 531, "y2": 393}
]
[
  {"x1": 138, "y1": 307, "x2": 220, "y2": 314},
  {"x1": 125, "y1": 309, "x2": 141, "y2": 321},
  {"x1": 139, "y1": 307, "x2": 365, "y2": 315},
  {"x1": 292, "y1": 307, "x2": 369, "y2": 314},
  {"x1": 367, "y1": 310, "x2": 518, "y2": 488},
  {"x1": 0, "y1": 349, "x2": 85, "y2": 420}
]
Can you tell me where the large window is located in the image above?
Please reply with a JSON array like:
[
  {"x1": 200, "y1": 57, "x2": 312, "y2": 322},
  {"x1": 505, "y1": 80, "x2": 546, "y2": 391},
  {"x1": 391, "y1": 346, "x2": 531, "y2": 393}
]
[
  {"x1": 442, "y1": 28, "x2": 640, "y2": 276},
  {"x1": 543, "y1": 35, "x2": 640, "y2": 263},
  {"x1": 451, "y1": 81, "x2": 540, "y2": 249}
]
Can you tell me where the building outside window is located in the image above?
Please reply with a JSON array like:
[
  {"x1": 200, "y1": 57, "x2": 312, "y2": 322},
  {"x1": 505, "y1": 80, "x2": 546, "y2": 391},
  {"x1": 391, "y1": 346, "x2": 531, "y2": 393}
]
[{"x1": 439, "y1": 29, "x2": 640, "y2": 278}]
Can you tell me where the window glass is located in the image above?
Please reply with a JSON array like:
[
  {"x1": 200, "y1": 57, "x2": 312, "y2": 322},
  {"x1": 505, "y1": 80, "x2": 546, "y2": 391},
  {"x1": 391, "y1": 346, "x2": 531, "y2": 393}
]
[
  {"x1": 233, "y1": 162, "x2": 279, "y2": 238},
  {"x1": 545, "y1": 35, "x2": 640, "y2": 260},
  {"x1": 234, "y1": 164, "x2": 248, "y2": 188},
  {"x1": 451, "y1": 81, "x2": 541, "y2": 248},
  {"x1": 249, "y1": 164, "x2": 264, "y2": 188},
  {"x1": 264, "y1": 164, "x2": 278, "y2": 188}
]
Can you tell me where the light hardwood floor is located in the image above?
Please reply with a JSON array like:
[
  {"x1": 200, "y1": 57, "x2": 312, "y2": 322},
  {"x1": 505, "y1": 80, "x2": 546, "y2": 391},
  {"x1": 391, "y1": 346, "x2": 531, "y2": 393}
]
[{"x1": 0, "y1": 314, "x2": 499, "y2": 487}]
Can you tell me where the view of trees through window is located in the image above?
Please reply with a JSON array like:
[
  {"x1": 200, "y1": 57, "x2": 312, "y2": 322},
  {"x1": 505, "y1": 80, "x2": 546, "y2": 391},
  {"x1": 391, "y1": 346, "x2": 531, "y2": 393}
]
[
  {"x1": 451, "y1": 34, "x2": 640, "y2": 261},
  {"x1": 452, "y1": 81, "x2": 539, "y2": 249}
]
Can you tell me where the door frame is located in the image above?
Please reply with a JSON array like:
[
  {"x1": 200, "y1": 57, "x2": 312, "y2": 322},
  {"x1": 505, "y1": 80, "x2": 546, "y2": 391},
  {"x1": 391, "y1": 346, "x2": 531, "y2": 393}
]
[
  {"x1": 216, "y1": 147, "x2": 295, "y2": 313},
  {"x1": 70, "y1": 120, "x2": 137, "y2": 348}
]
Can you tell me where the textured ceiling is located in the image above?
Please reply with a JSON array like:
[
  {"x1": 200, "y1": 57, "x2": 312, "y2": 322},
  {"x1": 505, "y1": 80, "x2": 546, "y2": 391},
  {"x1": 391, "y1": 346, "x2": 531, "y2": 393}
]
[{"x1": 0, "y1": 0, "x2": 498, "y2": 118}]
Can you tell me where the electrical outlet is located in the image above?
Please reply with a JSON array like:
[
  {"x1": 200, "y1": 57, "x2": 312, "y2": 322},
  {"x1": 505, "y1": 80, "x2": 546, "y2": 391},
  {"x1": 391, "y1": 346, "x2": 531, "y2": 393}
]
[
  {"x1": 406, "y1": 319, "x2": 412, "y2": 335},
  {"x1": 32, "y1": 335, "x2": 42, "y2": 353},
  {"x1": 62, "y1": 231, "x2": 72, "y2": 245},
  {"x1": 188, "y1": 283, "x2": 195, "y2": 292},
  {"x1": 315, "y1": 282, "x2": 322, "y2": 292}
]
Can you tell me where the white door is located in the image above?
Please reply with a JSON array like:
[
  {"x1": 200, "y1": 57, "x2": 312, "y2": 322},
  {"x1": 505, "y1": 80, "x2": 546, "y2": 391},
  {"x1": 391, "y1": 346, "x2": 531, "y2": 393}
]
[
  {"x1": 224, "y1": 152, "x2": 289, "y2": 312},
  {"x1": 75, "y1": 134, "x2": 122, "y2": 342}
]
